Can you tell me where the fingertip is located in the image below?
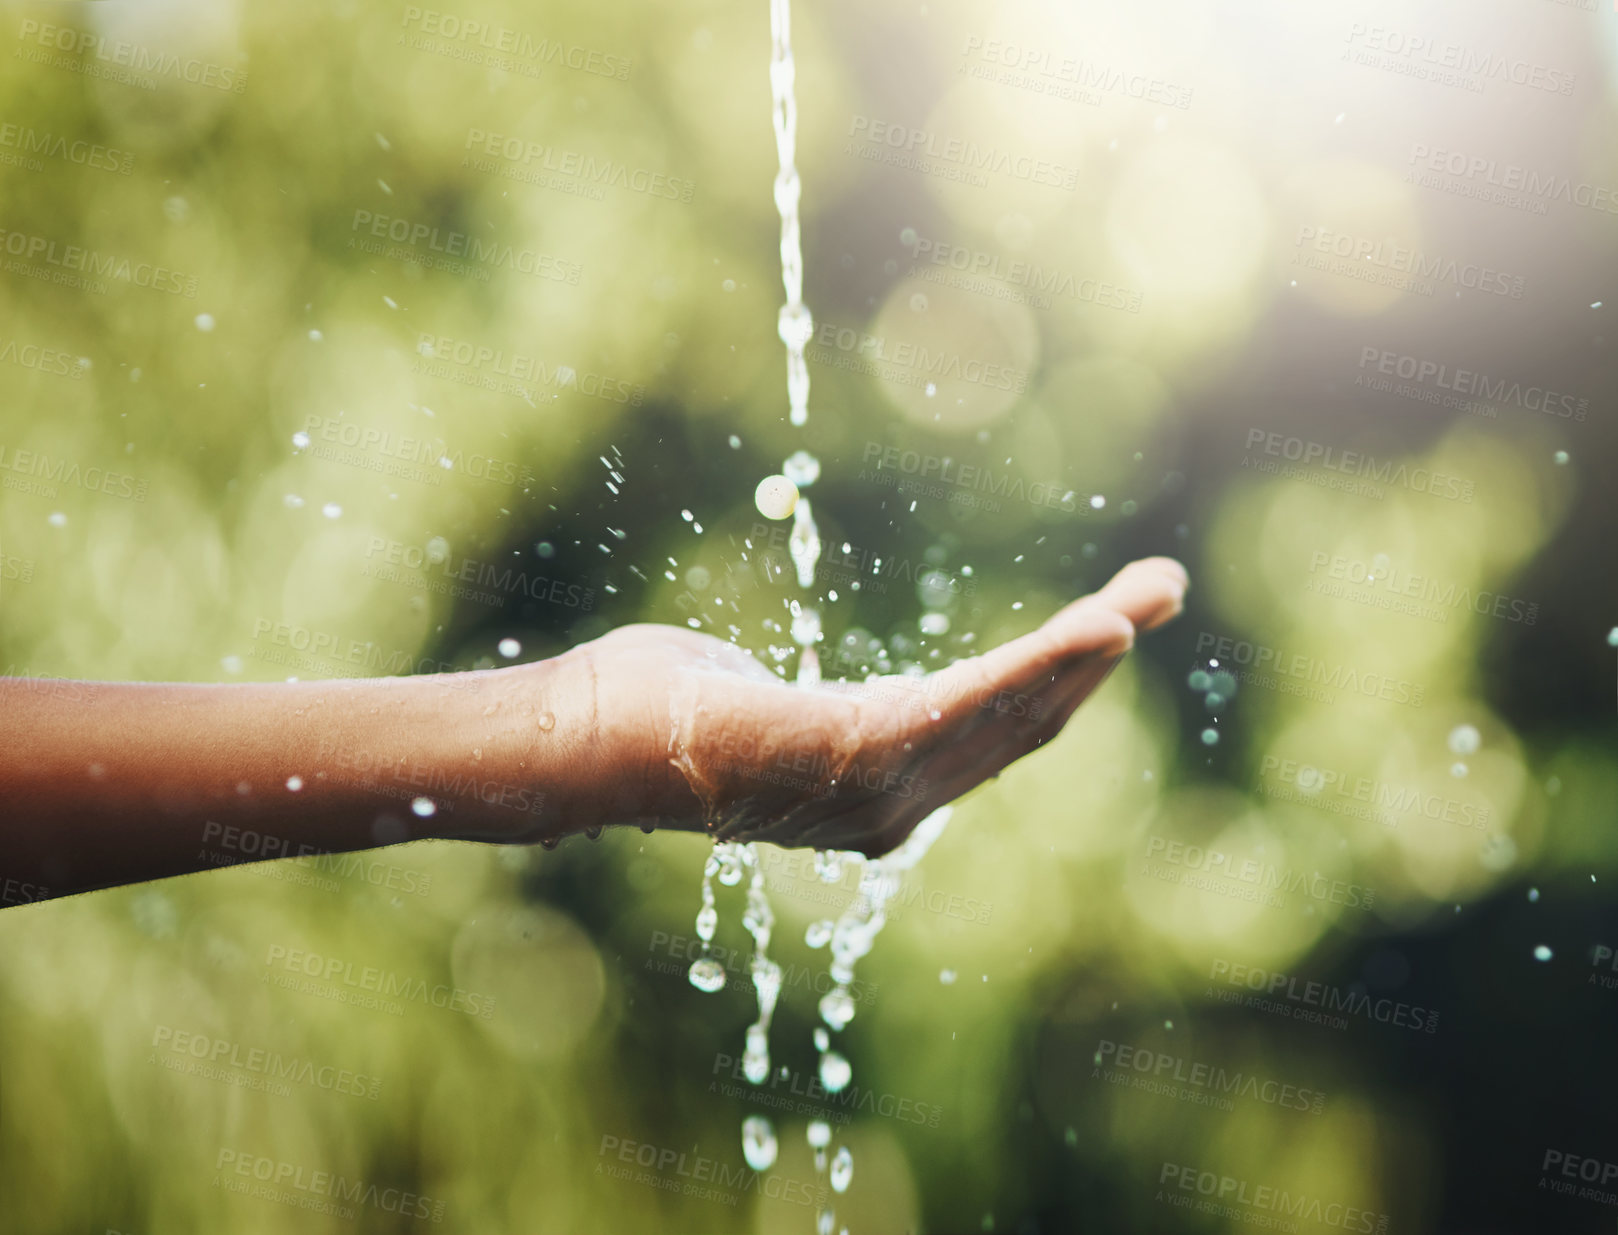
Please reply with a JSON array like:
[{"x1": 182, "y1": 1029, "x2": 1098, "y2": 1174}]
[{"x1": 1054, "y1": 603, "x2": 1135, "y2": 657}]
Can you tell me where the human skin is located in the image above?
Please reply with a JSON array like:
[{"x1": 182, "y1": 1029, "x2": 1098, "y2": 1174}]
[{"x1": 0, "y1": 557, "x2": 1187, "y2": 902}]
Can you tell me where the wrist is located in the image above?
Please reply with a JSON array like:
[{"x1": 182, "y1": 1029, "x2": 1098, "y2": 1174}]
[{"x1": 400, "y1": 653, "x2": 597, "y2": 845}]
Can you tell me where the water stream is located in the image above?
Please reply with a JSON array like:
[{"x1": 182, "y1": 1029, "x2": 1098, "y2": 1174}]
[{"x1": 681, "y1": 2, "x2": 957, "y2": 1229}]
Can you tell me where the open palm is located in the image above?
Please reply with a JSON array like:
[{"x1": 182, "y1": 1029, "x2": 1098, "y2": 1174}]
[{"x1": 569, "y1": 557, "x2": 1188, "y2": 855}]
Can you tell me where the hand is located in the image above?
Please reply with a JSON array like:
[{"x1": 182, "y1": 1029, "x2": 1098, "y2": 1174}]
[{"x1": 568, "y1": 557, "x2": 1188, "y2": 856}]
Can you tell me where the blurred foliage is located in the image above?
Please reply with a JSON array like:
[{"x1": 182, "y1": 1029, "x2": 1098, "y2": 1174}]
[{"x1": 2, "y1": 0, "x2": 1617, "y2": 1232}]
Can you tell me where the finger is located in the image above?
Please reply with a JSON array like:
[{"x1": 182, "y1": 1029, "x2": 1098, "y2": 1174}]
[
  {"x1": 1059, "y1": 556, "x2": 1187, "y2": 634},
  {"x1": 846, "y1": 649, "x2": 1129, "y2": 857},
  {"x1": 929, "y1": 603, "x2": 1135, "y2": 720},
  {"x1": 927, "y1": 557, "x2": 1185, "y2": 713}
]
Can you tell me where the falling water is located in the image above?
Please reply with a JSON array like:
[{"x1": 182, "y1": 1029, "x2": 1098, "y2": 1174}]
[{"x1": 684, "y1": 1, "x2": 957, "y2": 1228}]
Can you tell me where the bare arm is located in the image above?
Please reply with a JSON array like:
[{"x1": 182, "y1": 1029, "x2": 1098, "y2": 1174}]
[
  {"x1": 0, "y1": 557, "x2": 1187, "y2": 903},
  {"x1": 0, "y1": 657, "x2": 601, "y2": 900}
]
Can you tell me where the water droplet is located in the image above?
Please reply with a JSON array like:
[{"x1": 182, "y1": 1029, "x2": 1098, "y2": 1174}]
[
  {"x1": 919, "y1": 612, "x2": 950, "y2": 636},
  {"x1": 321, "y1": 502, "x2": 342, "y2": 519},
  {"x1": 539, "y1": 836, "x2": 560, "y2": 850},
  {"x1": 1553, "y1": 450, "x2": 1569, "y2": 465},
  {"x1": 689, "y1": 958, "x2": 727, "y2": 993},
  {"x1": 1090, "y1": 494, "x2": 1105, "y2": 509},
  {"x1": 1200, "y1": 728, "x2": 1219, "y2": 746},
  {"x1": 742, "y1": 1116, "x2": 778, "y2": 1170},
  {"x1": 939, "y1": 968, "x2": 957, "y2": 984},
  {"x1": 1450, "y1": 762, "x2": 1468, "y2": 778},
  {"x1": 498, "y1": 638, "x2": 522, "y2": 658},
  {"x1": 818, "y1": 987, "x2": 856, "y2": 1031},
  {"x1": 537, "y1": 712, "x2": 555, "y2": 731},
  {"x1": 1533, "y1": 945, "x2": 1553, "y2": 961},
  {"x1": 729, "y1": 434, "x2": 743, "y2": 449},
  {"x1": 813, "y1": 1026, "x2": 830, "y2": 1052},
  {"x1": 1448, "y1": 725, "x2": 1481, "y2": 756},
  {"x1": 194, "y1": 313, "x2": 215, "y2": 332},
  {"x1": 1064, "y1": 1127, "x2": 1078, "y2": 1147},
  {"x1": 910, "y1": 292, "x2": 928, "y2": 312},
  {"x1": 819, "y1": 1050, "x2": 852, "y2": 1093},
  {"x1": 1188, "y1": 669, "x2": 1211, "y2": 692},
  {"x1": 1528, "y1": 887, "x2": 1540, "y2": 902},
  {"x1": 755, "y1": 474, "x2": 799, "y2": 520},
  {"x1": 283, "y1": 494, "x2": 304, "y2": 508},
  {"x1": 411, "y1": 797, "x2": 436, "y2": 817},
  {"x1": 830, "y1": 1147, "x2": 853, "y2": 1193},
  {"x1": 807, "y1": 1120, "x2": 832, "y2": 1149},
  {"x1": 285, "y1": 776, "x2": 303, "y2": 792},
  {"x1": 805, "y1": 919, "x2": 833, "y2": 948},
  {"x1": 696, "y1": 904, "x2": 719, "y2": 942},
  {"x1": 784, "y1": 450, "x2": 821, "y2": 486},
  {"x1": 308, "y1": 329, "x2": 323, "y2": 342},
  {"x1": 585, "y1": 825, "x2": 603, "y2": 841}
]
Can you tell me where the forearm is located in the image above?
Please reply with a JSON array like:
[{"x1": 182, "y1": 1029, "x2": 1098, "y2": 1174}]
[{"x1": 0, "y1": 656, "x2": 599, "y2": 901}]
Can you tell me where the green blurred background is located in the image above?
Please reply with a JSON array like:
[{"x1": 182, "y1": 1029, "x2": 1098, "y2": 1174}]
[{"x1": 2, "y1": 0, "x2": 1617, "y2": 1231}]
